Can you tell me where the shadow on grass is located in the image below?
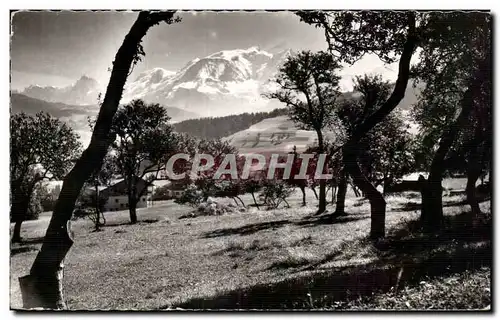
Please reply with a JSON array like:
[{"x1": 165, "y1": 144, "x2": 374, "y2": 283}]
[
  {"x1": 204, "y1": 219, "x2": 292, "y2": 238},
  {"x1": 16, "y1": 236, "x2": 45, "y2": 245},
  {"x1": 103, "y1": 219, "x2": 159, "y2": 228},
  {"x1": 203, "y1": 214, "x2": 368, "y2": 238},
  {"x1": 10, "y1": 236, "x2": 46, "y2": 256},
  {"x1": 396, "y1": 199, "x2": 484, "y2": 212},
  {"x1": 267, "y1": 258, "x2": 311, "y2": 270},
  {"x1": 10, "y1": 245, "x2": 39, "y2": 256},
  {"x1": 448, "y1": 190, "x2": 466, "y2": 196},
  {"x1": 295, "y1": 214, "x2": 366, "y2": 228},
  {"x1": 176, "y1": 212, "x2": 491, "y2": 310}
]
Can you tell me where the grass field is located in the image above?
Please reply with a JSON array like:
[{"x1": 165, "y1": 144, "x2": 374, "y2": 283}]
[{"x1": 10, "y1": 178, "x2": 491, "y2": 310}]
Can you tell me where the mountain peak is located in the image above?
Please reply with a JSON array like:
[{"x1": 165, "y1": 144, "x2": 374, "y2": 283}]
[
  {"x1": 75, "y1": 75, "x2": 99, "y2": 87},
  {"x1": 247, "y1": 45, "x2": 260, "y2": 51},
  {"x1": 120, "y1": 45, "x2": 292, "y2": 117},
  {"x1": 21, "y1": 75, "x2": 100, "y2": 105},
  {"x1": 79, "y1": 75, "x2": 94, "y2": 81}
]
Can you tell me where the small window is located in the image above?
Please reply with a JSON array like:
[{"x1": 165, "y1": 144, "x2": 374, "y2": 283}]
[
  {"x1": 142, "y1": 198, "x2": 146, "y2": 202},
  {"x1": 120, "y1": 203, "x2": 124, "y2": 208},
  {"x1": 115, "y1": 199, "x2": 119, "y2": 203}
]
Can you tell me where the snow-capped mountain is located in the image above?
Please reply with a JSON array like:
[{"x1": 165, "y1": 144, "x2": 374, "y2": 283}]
[
  {"x1": 21, "y1": 75, "x2": 101, "y2": 105},
  {"x1": 18, "y1": 46, "x2": 291, "y2": 117},
  {"x1": 122, "y1": 46, "x2": 292, "y2": 117}
]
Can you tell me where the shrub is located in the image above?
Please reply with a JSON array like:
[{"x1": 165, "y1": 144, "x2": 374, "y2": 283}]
[
  {"x1": 175, "y1": 184, "x2": 204, "y2": 207},
  {"x1": 197, "y1": 198, "x2": 234, "y2": 216},
  {"x1": 179, "y1": 197, "x2": 238, "y2": 219},
  {"x1": 152, "y1": 185, "x2": 173, "y2": 201},
  {"x1": 260, "y1": 180, "x2": 294, "y2": 209},
  {"x1": 72, "y1": 191, "x2": 108, "y2": 225}
]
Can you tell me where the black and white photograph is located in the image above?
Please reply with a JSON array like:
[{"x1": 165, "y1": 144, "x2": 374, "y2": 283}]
[{"x1": 8, "y1": 9, "x2": 492, "y2": 311}]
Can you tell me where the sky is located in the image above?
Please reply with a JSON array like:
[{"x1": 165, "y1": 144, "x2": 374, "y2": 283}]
[{"x1": 10, "y1": 10, "x2": 399, "y2": 92}]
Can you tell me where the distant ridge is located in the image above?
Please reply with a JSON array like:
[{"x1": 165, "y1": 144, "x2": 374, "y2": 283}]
[{"x1": 173, "y1": 108, "x2": 288, "y2": 139}]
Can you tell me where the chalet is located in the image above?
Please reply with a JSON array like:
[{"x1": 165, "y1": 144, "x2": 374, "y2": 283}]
[
  {"x1": 168, "y1": 180, "x2": 187, "y2": 199},
  {"x1": 100, "y1": 177, "x2": 155, "y2": 212}
]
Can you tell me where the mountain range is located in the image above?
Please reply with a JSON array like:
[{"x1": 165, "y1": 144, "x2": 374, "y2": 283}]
[
  {"x1": 20, "y1": 75, "x2": 101, "y2": 106},
  {"x1": 13, "y1": 45, "x2": 421, "y2": 148},
  {"x1": 121, "y1": 46, "x2": 291, "y2": 117},
  {"x1": 17, "y1": 46, "x2": 291, "y2": 119}
]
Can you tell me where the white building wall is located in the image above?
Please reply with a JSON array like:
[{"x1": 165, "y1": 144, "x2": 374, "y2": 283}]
[{"x1": 104, "y1": 194, "x2": 151, "y2": 212}]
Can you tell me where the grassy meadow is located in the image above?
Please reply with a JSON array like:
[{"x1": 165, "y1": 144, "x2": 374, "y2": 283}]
[{"x1": 10, "y1": 178, "x2": 491, "y2": 310}]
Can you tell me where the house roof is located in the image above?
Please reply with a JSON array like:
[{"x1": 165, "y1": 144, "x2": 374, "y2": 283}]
[{"x1": 100, "y1": 176, "x2": 152, "y2": 196}]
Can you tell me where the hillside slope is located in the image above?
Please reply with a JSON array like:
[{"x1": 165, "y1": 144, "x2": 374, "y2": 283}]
[
  {"x1": 173, "y1": 108, "x2": 288, "y2": 139},
  {"x1": 224, "y1": 116, "x2": 339, "y2": 155},
  {"x1": 11, "y1": 93, "x2": 200, "y2": 146}
]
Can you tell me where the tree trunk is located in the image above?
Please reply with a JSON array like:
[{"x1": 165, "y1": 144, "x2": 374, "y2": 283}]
[
  {"x1": 12, "y1": 220, "x2": 23, "y2": 243},
  {"x1": 19, "y1": 261, "x2": 66, "y2": 309},
  {"x1": 10, "y1": 196, "x2": 26, "y2": 243},
  {"x1": 331, "y1": 185, "x2": 337, "y2": 204},
  {"x1": 333, "y1": 170, "x2": 347, "y2": 217},
  {"x1": 466, "y1": 158, "x2": 482, "y2": 217},
  {"x1": 382, "y1": 176, "x2": 391, "y2": 196},
  {"x1": 236, "y1": 196, "x2": 246, "y2": 208},
  {"x1": 344, "y1": 147, "x2": 386, "y2": 239},
  {"x1": 489, "y1": 163, "x2": 492, "y2": 184},
  {"x1": 349, "y1": 19, "x2": 417, "y2": 144},
  {"x1": 466, "y1": 134, "x2": 484, "y2": 217},
  {"x1": 351, "y1": 182, "x2": 361, "y2": 197},
  {"x1": 129, "y1": 193, "x2": 138, "y2": 224},
  {"x1": 300, "y1": 185, "x2": 306, "y2": 206},
  {"x1": 420, "y1": 174, "x2": 443, "y2": 232},
  {"x1": 283, "y1": 199, "x2": 290, "y2": 208},
  {"x1": 316, "y1": 130, "x2": 327, "y2": 214},
  {"x1": 421, "y1": 85, "x2": 476, "y2": 231},
  {"x1": 11, "y1": 183, "x2": 36, "y2": 243},
  {"x1": 318, "y1": 180, "x2": 327, "y2": 214},
  {"x1": 311, "y1": 187, "x2": 318, "y2": 200},
  {"x1": 19, "y1": 11, "x2": 178, "y2": 309},
  {"x1": 251, "y1": 192, "x2": 260, "y2": 210},
  {"x1": 127, "y1": 175, "x2": 143, "y2": 224},
  {"x1": 101, "y1": 211, "x2": 107, "y2": 226},
  {"x1": 94, "y1": 185, "x2": 101, "y2": 231},
  {"x1": 323, "y1": 15, "x2": 416, "y2": 237}
]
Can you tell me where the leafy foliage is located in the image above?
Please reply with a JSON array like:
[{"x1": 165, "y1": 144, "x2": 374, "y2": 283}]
[
  {"x1": 296, "y1": 11, "x2": 419, "y2": 64},
  {"x1": 336, "y1": 75, "x2": 417, "y2": 188},
  {"x1": 10, "y1": 112, "x2": 82, "y2": 184},
  {"x1": 190, "y1": 138, "x2": 240, "y2": 200},
  {"x1": 267, "y1": 50, "x2": 342, "y2": 134},
  {"x1": 175, "y1": 184, "x2": 204, "y2": 207},
  {"x1": 111, "y1": 99, "x2": 178, "y2": 219},
  {"x1": 267, "y1": 50, "x2": 344, "y2": 214},
  {"x1": 411, "y1": 12, "x2": 492, "y2": 175},
  {"x1": 152, "y1": 184, "x2": 172, "y2": 201},
  {"x1": 10, "y1": 112, "x2": 82, "y2": 223}
]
